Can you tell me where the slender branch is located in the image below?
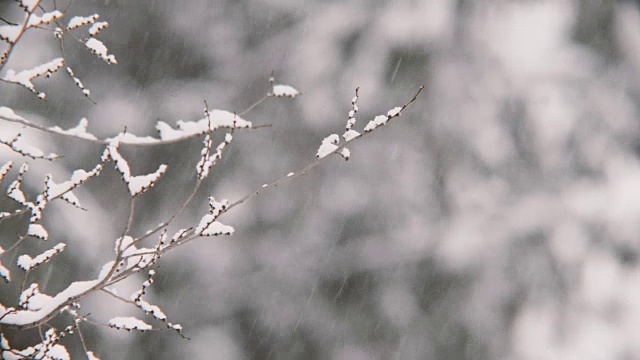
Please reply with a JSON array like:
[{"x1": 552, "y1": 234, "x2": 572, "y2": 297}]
[
  {"x1": 78, "y1": 317, "x2": 114, "y2": 330},
  {"x1": 122, "y1": 198, "x2": 136, "y2": 238},
  {"x1": 0, "y1": 156, "x2": 105, "y2": 253},
  {"x1": 58, "y1": 42, "x2": 98, "y2": 105},
  {"x1": 120, "y1": 87, "x2": 426, "y2": 257},
  {"x1": 135, "y1": 87, "x2": 425, "y2": 256},
  {"x1": 114, "y1": 196, "x2": 138, "y2": 258},
  {"x1": 0, "y1": 235, "x2": 27, "y2": 259},
  {"x1": 0, "y1": 114, "x2": 269, "y2": 146},
  {"x1": 128, "y1": 166, "x2": 203, "y2": 250},
  {"x1": 0, "y1": 87, "x2": 423, "y2": 332},
  {"x1": 101, "y1": 288, "x2": 135, "y2": 305},
  {"x1": 130, "y1": 100, "x2": 238, "y2": 248},
  {"x1": 20, "y1": 268, "x2": 31, "y2": 296},
  {"x1": 225, "y1": 86, "x2": 424, "y2": 212},
  {"x1": 75, "y1": 321, "x2": 90, "y2": 355},
  {"x1": 0, "y1": 0, "x2": 42, "y2": 71},
  {"x1": 0, "y1": 208, "x2": 30, "y2": 224},
  {"x1": 38, "y1": 324, "x2": 44, "y2": 342}
]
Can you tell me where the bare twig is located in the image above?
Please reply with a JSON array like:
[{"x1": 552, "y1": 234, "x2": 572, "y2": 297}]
[
  {"x1": 225, "y1": 86, "x2": 424, "y2": 212},
  {"x1": 0, "y1": 0, "x2": 42, "y2": 70},
  {"x1": 75, "y1": 320, "x2": 90, "y2": 355},
  {"x1": 0, "y1": 235, "x2": 27, "y2": 259},
  {"x1": 0, "y1": 84, "x2": 423, "y2": 334},
  {"x1": 0, "y1": 17, "x2": 18, "y2": 26},
  {"x1": 238, "y1": 94, "x2": 269, "y2": 116}
]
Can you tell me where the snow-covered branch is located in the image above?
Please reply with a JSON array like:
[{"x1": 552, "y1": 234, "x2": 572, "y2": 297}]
[{"x1": 0, "y1": 2, "x2": 423, "y2": 358}]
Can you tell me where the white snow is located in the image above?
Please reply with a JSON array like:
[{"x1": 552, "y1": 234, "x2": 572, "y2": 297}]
[
  {"x1": 2, "y1": 58, "x2": 65, "y2": 99},
  {"x1": 108, "y1": 317, "x2": 152, "y2": 331},
  {"x1": 317, "y1": 134, "x2": 340, "y2": 158},
  {"x1": 195, "y1": 214, "x2": 234, "y2": 236},
  {"x1": 47, "y1": 165, "x2": 101, "y2": 202},
  {"x1": 0, "y1": 261, "x2": 112, "y2": 326},
  {"x1": 20, "y1": 287, "x2": 44, "y2": 312},
  {"x1": 340, "y1": 148, "x2": 351, "y2": 160},
  {"x1": 115, "y1": 235, "x2": 133, "y2": 254},
  {"x1": 364, "y1": 114, "x2": 390, "y2": 132},
  {"x1": 5, "y1": 136, "x2": 58, "y2": 160},
  {"x1": 0, "y1": 107, "x2": 27, "y2": 122},
  {"x1": 0, "y1": 25, "x2": 21, "y2": 43},
  {"x1": 116, "y1": 236, "x2": 156, "y2": 270},
  {"x1": 32, "y1": 198, "x2": 44, "y2": 220},
  {"x1": 128, "y1": 165, "x2": 168, "y2": 196},
  {"x1": 46, "y1": 345, "x2": 70, "y2": 360},
  {"x1": 197, "y1": 133, "x2": 232, "y2": 179},
  {"x1": 59, "y1": 192, "x2": 81, "y2": 208},
  {"x1": 156, "y1": 110, "x2": 251, "y2": 141},
  {"x1": 126, "y1": 248, "x2": 156, "y2": 269},
  {"x1": 134, "y1": 299, "x2": 166, "y2": 321},
  {"x1": 0, "y1": 131, "x2": 13, "y2": 143},
  {"x1": 287, "y1": 172, "x2": 294, "y2": 177},
  {"x1": 16, "y1": 256, "x2": 31, "y2": 272},
  {"x1": 85, "y1": 38, "x2": 117, "y2": 64},
  {"x1": 7, "y1": 180, "x2": 26, "y2": 204},
  {"x1": 19, "y1": 0, "x2": 39, "y2": 11},
  {"x1": 202, "y1": 221, "x2": 234, "y2": 235},
  {"x1": 106, "y1": 132, "x2": 159, "y2": 144},
  {"x1": 345, "y1": 91, "x2": 360, "y2": 130},
  {"x1": 65, "y1": 67, "x2": 91, "y2": 96},
  {"x1": 27, "y1": 224, "x2": 48, "y2": 240},
  {"x1": 343, "y1": 129, "x2": 360, "y2": 141},
  {"x1": 0, "y1": 161, "x2": 12, "y2": 182},
  {"x1": 169, "y1": 228, "x2": 190, "y2": 245},
  {"x1": 17, "y1": 243, "x2": 66, "y2": 271},
  {"x1": 108, "y1": 145, "x2": 167, "y2": 196},
  {"x1": 27, "y1": 11, "x2": 63, "y2": 28},
  {"x1": 0, "y1": 261, "x2": 10, "y2": 282},
  {"x1": 386, "y1": 106, "x2": 403, "y2": 117},
  {"x1": 67, "y1": 15, "x2": 99, "y2": 30},
  {"x1": 272, "y1": 84, "x2": 300, "y2": 97},
  {"x1": 1, "y1": 331, "x2": 10, "y2": 348},
  {"x1": 28, "y1": 201, "x2": 43, "y2": 223},
  {"x1": 89, "y1": 21, "x2": 109, "y2": 36},
  {"x1": 49, "y1": 118, "x2": 97, "y2": 140},
  {"x1": 19, "y1": 284, "x2": 53, "y2": 311},
  {"x1": 208, "y1": 197, "x2": 228, "y2": 214}
]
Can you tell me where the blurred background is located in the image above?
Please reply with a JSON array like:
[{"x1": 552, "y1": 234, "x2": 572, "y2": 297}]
[{"x1": 3, "y1": 0, "x2": 640, "y2": 359}]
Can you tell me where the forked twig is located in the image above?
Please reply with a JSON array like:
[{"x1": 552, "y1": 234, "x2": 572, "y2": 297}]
[{"x1": 225, "y1": 86, "x2": 424, "y2": 212}]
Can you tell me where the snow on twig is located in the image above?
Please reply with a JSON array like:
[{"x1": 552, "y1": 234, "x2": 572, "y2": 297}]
[
  {"x1": 108, "y1": 317, "x2": 152, "y2": 331},
  {"x1": 2, "y1": 57, "x2": 65, "y2": 100},
  {"x1": 17, "y1": 243, "x2": 66, "y2": 272},
  {"x1": 224, "y1": 86, "x2": 424, "y2": 213},
  {"x1": 0, "y1": 2, "x2": 424, "y2": 352},
  {"x1": 0, "y1": 261, "x2": 114, "y2": 328},
  {"x1": 107, "y1": 144, "x2": 167, "y2": 197}
]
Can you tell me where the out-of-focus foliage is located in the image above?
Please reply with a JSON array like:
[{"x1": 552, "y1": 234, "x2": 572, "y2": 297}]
[{"x1": 2, "y1": 0, "x2": 640, "y2": 359}]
